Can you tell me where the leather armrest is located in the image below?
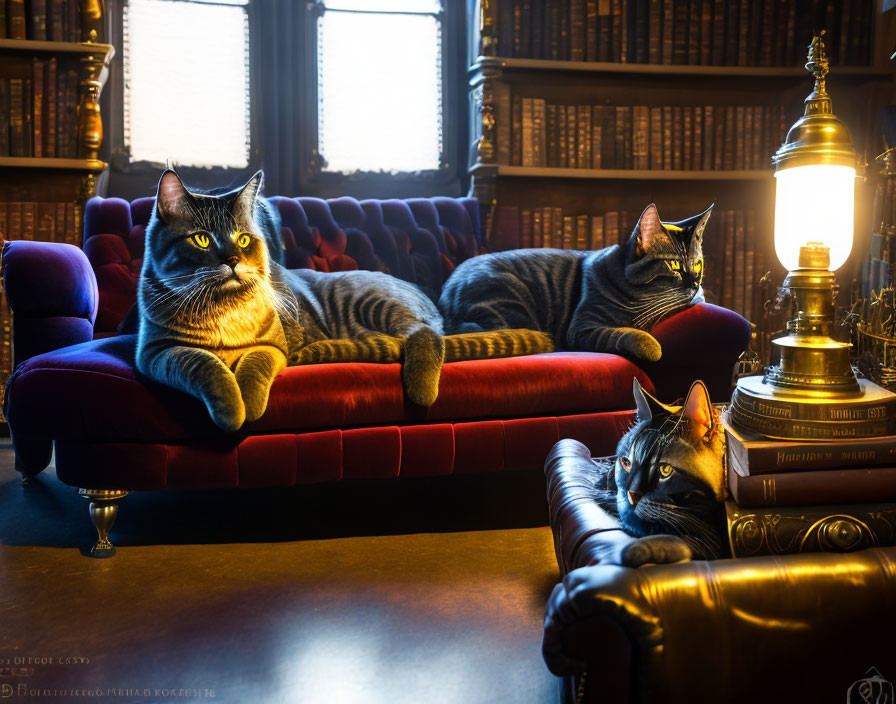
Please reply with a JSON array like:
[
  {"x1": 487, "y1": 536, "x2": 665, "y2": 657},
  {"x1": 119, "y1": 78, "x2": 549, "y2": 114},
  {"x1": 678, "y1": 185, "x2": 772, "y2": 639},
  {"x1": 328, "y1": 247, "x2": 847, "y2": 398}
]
[
  {"x1": 638, "y1": 302, "x2": 750, "y2": 402},
  {"x1": 2, "y1": 240, "x2": 98, "y2": 366}
]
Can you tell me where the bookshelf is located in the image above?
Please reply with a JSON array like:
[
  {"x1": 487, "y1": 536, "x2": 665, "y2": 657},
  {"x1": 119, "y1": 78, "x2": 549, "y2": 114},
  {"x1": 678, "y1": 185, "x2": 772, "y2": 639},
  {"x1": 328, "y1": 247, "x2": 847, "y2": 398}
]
[
  {"x1": 0, "y1": 0, "x2": 114, "y2": 417},
  {"x1": 467, "y1": 0, "x2": 896, "y2": 331}
]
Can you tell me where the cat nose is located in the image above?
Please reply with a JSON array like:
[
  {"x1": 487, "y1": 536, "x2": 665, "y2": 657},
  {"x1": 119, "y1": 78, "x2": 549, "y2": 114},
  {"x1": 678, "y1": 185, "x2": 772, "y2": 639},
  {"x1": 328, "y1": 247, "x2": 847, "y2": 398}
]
[
  {"x1": 224, "y1": 256, "x2": 239, "y2": 271},
  {"x1": 627, "y1": 490, "x2": 642, "y2": 506}
]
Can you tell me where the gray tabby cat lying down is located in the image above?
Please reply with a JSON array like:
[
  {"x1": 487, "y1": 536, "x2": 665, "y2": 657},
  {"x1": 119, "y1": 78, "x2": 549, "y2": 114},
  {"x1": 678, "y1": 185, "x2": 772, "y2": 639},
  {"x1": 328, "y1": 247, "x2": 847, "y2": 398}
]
[
  {"x1": 136, "y1": 170, "x2": 553, "y2": 431},
  {"x1": 439, "y1": 203, "x2": 712, "y2": 361}
]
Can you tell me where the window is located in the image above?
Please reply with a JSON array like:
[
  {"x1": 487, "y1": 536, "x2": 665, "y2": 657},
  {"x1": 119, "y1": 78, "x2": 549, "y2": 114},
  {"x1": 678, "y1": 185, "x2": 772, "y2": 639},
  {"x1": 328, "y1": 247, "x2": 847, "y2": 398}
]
[
  {"x1": 315, "y1": 0, "x2": 445, "y2": 175},
  {"x1": 123, "y1": 0, "x2": 251, "y2": 168}
]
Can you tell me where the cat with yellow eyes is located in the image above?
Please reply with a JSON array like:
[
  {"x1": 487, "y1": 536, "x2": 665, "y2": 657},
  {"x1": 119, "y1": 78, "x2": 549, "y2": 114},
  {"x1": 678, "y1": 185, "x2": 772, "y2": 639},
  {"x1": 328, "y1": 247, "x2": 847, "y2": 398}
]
[
  {"x1": 439, "y1": 203, "x2": 712, "y2": 362},
  {"x1": 136, "y1": 170, "x2": 552, "y2": 431}
]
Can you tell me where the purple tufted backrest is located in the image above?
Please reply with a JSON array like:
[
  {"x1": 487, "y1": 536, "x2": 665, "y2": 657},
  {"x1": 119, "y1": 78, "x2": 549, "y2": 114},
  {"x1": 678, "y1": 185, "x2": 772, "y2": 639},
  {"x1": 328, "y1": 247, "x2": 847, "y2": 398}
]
[{"x1": 81, "y1": 195, "x2": 483, "y2": 335}]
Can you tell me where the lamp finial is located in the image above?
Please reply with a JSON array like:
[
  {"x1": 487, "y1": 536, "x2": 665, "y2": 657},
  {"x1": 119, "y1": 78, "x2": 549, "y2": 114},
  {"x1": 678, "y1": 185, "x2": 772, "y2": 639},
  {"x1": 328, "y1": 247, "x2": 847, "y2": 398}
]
[{"x1": 804, "y1": 32, "x2": 831, "y2": 115}]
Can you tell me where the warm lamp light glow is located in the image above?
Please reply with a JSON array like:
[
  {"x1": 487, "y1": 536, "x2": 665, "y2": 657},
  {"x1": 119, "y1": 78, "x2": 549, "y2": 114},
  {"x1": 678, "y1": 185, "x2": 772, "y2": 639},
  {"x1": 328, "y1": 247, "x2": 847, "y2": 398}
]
[{"x1": 773, "y1": 164, "x2": 855, "y2": 271}]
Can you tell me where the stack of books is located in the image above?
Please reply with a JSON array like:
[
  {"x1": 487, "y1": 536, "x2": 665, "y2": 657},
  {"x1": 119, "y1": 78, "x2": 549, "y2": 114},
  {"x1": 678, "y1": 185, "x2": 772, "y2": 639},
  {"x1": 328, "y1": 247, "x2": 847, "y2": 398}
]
[{"x1": 722, "y1": 412, "x2": 896, "y2": 557}]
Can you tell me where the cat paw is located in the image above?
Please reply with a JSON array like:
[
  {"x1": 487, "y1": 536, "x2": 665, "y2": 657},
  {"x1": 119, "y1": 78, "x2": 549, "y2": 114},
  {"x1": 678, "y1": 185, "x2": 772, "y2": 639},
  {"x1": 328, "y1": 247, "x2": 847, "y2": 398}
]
[
  {"x1": 206, "y1": 398, "x2": 246, "y2": 432},
  {"x1": 403, "y1": 327, "x2": 445, "y2": 407},
  {"x1": 630, "y1": 331, "x2": 662, "y2": 362},
  {"x1": 620, "y1": 535, "x2": 692, "y2": 567}
]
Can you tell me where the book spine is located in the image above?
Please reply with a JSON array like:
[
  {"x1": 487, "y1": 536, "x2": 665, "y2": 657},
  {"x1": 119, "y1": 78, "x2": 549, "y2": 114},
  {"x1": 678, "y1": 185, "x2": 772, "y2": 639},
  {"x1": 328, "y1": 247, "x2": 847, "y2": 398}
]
[
  {"x1": 45, "y1": 58, "x2": 56, "y2": 158},
  {"x1": 48, "y1": 0, "x2": 64, "y2": 41},
  {"x1": 672, "y1": 0, "x2": 687, "y2": 64},
  {"x1": 662, "y1": 105, "x2": 672, "y2": 169},
  {"x1": 29, "y1": 0, "x2": 47, "y2": 39},
  {"x1": 559, "y1": 0, "x2": 570, "y2": 59},
  {"x1": 733, "y1": 209, "x2": 745, "y2": 314},
  {"x1": 591, "y1": 105, "x2": 601, "y2": 169},
  {"x1": 700, "y1": 0, "x2": 712, "y2": 65},
  {"x1": 611, "y1": 0, "x2": 623, "y2": 62},
  {"x1": 744, "y1": 209, "x2": 755, "y2": 321},
  {"x1": 661, "y1": 0, "x2": 673, "y2": 64},
  {"x1": 7, "y1": 203, "x2": 22, "y2": 240},
  {"x1": 546, "y1": 104, "x2": 558, "y2": 168},
  {"x1": 693, "y1": 105, "x2": 703, "y2": 171},
  {"x1": 531, "y1": 0, "x2": 544, "y2": 58},
  {"x1": 729, "y1": 437, "x2": 896, "y2": 476},
  {"x1": 511, "y1": 94, "x2": 522, "y2": 166},
  {"x1": 55, "y1": 202, "x2": 66, "y2": 244},
  {"x1": 512, "y1": 0, "x2": 522, "y2": 56},
  {"x1": 32, "y1": 59, "x2": 44, "y2": 159},
  {"x1": 737, "y1": 0, "x2": 749, "y2": 65},
  {"x1": 597, "y1": 0, "x2": 611, "y2": 62},
  {"x1": 671, "y1": 105, "x2": 682, "y2": 170},
  {"x1": 542, "y1": 207, "x2": 553, "y2": 248},
  {"x1": 0, "y1": 2, "x2": 6, "y2": 39},
  {"x1": 521, "y1": 97, "x2": 534, "y2": 167},
  {"x1": 533, "y1": 98, "x2": 546, "y2": 167},
  {"x1": 521, "y1": 208, "x2": 533, "y2": 249},
  {"x1": 549, "y1": 0, "x2": 561, "y2": 59},
  {"x1": 36, "y1": 202, "x2": 55, "y2": 242},
  {"x1": 635, "y1": 0, "x2": 648, "y2": 64},
  {"x1": 648, "y1": 0, "x2": 661, "y2": 63},
  {"x1": 687, "y1": 0, "x2": 700, "y2": 65},
  {"x1": 557, "y1": 104, "x2": 568, "y2": 168},
  {"x1": 702, "y1": 105, "x2": 713, "y2": 170},
  {"x1": 649, "y1": 106, "x2": 662, "y2": 169},
  {"x1": 576, "y1": 214, "x2": 588, "y2": 249},
  {"x1": 682, "y1": 106, "x2": 693, "y2": 170},
  {"x1": 562, "y1": 216, "x2": 574, "y2": 249},
  {"x1": 710, "y1": 0, "x2": 724, "y2": 66},
  {"x1": 567, "y1": 104, "x2": 577, "y2": 169},
  {"x1": 602, "y1": 105, "x2": 616, "y2": 168},
  {"x1": 8, "y1": 0, "x2": 26, "y2": 39},
  {"x1": 636, "y1": 105, "x2": 649, "y2": 169},
  {"x1": 729, "y1": 467, "x2": 896, "y2": 508},
  {"x1": 590, "y1": 214, "x2": 604, "y2": 249},
  {"x1": 493, "y1": 206, "x2": 521, "y2": 251},
  {"x1": 759, "y1": 0, "x2": 774, "y2": 66},
  {"x1": 577, "y1": 105, "x2": 591, "y2": 168},
  {"x1": 585, "y1": 0, "x2": 598, "y2": 62},
  {"x1": 531, "y1": 208, "x2": 542, "y2": 249},
  {"x1": 0, "y1": 79, "x2": 8, "y2": 157},
  {"x1": 621, "y1": 105, "x2": 632, "y2": 168},
  {"x1": 495, "y1": 82, "x2": 511, "y2": 165},
  {"x1": 21, "y1": 202, "x2": 35, "y2": 240},
  {"x1": 9, "y1": 78, "x2": 24, "y2": 158},
  {"x1": 570, "y1": 0, "x2": 585, "y2": 61},
  {"x1": 734, "y1": 105, "x2": 744, "y2": 168}
]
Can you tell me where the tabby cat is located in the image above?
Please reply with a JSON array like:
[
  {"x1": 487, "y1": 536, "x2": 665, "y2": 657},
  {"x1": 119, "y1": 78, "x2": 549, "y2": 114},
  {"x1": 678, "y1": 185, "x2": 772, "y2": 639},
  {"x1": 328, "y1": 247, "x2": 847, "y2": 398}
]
[
  {"x1": 592, "y1": 378, "x2": 728, "y2": 565},
  {"x1": 439, "y1": 203, "x2": 712, "y2": 361},
  {"x1": 136, "y1": 170, "x2": 552, "y2": 431}
]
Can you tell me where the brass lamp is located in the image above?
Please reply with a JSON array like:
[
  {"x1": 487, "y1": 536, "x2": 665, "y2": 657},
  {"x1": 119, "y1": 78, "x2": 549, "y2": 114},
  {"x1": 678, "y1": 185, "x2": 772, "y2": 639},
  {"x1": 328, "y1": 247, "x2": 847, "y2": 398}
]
[{"x1": 730, "y1": 33, "x2": 896, "y2": 440}]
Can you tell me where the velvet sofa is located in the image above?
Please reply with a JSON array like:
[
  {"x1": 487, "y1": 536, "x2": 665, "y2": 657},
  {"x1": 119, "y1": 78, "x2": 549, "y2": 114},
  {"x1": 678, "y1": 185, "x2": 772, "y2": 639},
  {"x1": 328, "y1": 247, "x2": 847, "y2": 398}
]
[{"x1": 2, "y1": 195, "x2": 750, "y2": 557}]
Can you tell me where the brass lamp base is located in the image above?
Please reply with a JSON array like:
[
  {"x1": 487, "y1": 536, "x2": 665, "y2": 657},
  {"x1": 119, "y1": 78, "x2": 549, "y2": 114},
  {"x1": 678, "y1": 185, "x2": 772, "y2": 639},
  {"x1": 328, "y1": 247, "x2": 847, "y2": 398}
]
[{"x1": 730, "y1": 375, "x2": 896, "y2": 440}]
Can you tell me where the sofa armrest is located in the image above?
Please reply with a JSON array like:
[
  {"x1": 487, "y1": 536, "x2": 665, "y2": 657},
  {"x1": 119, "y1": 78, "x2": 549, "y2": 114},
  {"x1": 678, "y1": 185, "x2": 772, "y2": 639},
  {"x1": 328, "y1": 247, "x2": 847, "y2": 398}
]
[
  {"x1": 2, "y1": 240, "x2": 98, "y2": 366},
  {"x1": 638, "y1": 302, "x2": 750, "y2": 402},
  {"x1": 543, "y1": 547, "x2": 896, "y2": 703}
]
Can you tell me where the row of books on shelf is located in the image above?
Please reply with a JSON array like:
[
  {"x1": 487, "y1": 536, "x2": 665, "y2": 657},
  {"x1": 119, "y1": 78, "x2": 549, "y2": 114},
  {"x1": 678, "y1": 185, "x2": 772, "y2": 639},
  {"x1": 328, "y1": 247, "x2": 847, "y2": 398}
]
[
  {"x1": 499, "y1": 97, "x2": 790, "y2": 171},
  {"x1": 0, "y1": 59, "x2": 81, "y2": 158},
  {"x1": 491, "y1": 205, "x2": 762, "y2": 320},
  {"x1": 493, "y1": 0, "x2": 872, "y2": 67},
  {"x1": 0, "y1": 200, "x2": 81, "y2": 245},
  {"x1": 1, "y1": 0, "x2": 82, "y2": 41}
]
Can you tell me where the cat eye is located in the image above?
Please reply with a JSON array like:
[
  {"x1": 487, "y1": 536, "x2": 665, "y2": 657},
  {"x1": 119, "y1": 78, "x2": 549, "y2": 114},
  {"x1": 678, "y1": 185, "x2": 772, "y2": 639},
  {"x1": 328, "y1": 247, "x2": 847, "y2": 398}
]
[
  {"x1": 619, "y1": 456, "x2": 631, "y2": 472},
  {"x1": 658, "y1": 463, "x2": 674, "y2": 479},
  {"x1": 236, "y1": 232, "x2": 252, "y2": 249},
  {"x1": 189, "y1": 232, "x2": 211, "y2": 249},
  {"x1": 664, "y1": 260, "x2": 683, "y2": 278}
]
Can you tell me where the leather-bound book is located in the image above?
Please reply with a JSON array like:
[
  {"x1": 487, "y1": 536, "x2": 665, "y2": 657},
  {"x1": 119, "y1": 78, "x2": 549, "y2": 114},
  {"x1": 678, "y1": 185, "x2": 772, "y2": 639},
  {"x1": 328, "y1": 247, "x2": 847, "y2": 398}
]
[
  {"x1": 45, "y1": 58, "x2": 56, "y2": 158},
  {"x1": 614, "y1": 106, "x2": 625, "y2": 167},
  {"x1": 722, "y1": 106, "x2": 734, "y2": 169},
  {"x1": 590, "y1": 214, "x2": 604, "y2": 248},
  {"x1": 31, "y1": 59, "x2": 44, "y2": 159},
  {"x1": 55, "y1": 202, "x2": 66, "y2": 244},
  {"x1": 498, "y1": 0, "x2": 513, "y2": 56},
  {"x1": 774, "y1": 0, "x2": 789, "y2": 65},
  {"x1": 21, "y1": 202, "x2": 35, "y2": 240},
  {"x1": 710, "y1": 0, "x2": 724, "y2": 65},
  {"x1": 702, "y1": 105, "x2": 713, "y2": 170},
  {"x1": 741, "y1": 105, "x2": 752, "y2": 170},
  {"x1": 36, "y1": 202, "x2": 55, "y2": 242},
  {"x1": 699, "y1": 0, "x2": 712, "y2": 64},
  {"x1": 520, "y1": 208, "x2": 533, "y2": 249},
  {"x1": 605, "y1": 210, "x2": 619, "y2": 246},
  {"x1": 687, "y1": 0, "x2": 700, "y2": 64},
  {"x1": 562, "y1": 216, "x2": 575, "y2": 249},
  {"x1": 661, "y1": 0, "x2": 673, "y2": 64},
  {"x1": 611, "y1": 0, "x2": 623, "y2": 61},
  {"x1": 542, "y1": 207, "x2": 553, "y2": 248},
  {"x1": 599, "y1": 105, "x2": 615, "y2": 168},
  {"x1": 0, "y1": 2, "x2": 6, "y2": 39},
  {"x1": 552, "y1": 207, "x2": 563, "y2": 247},
  {"x1": 597, "y1": 0, "x2": 611, "y2": 61},
  {"x1": 495, "y1": 82, "x2": 511, "y2": 165},
  {"x1": 493, "y1": 206, "x2": 521, "y2": 251},
  {"x1": 784, "y1": 0, "x2": 796, "y2": 65},
  {"x1": 758, "y1": 0, "x2": 774, "y2": 66},
  {"x1": 746, "y1": 0, "x2": 763, "y2": 65},
  {"x1": 512, "y1": 0, "x2": 522, "y2": 56},
  {"x1": 672, "y1": 0, "x2": 687, "y2": 64},
  {"x1": 559, "y1": 0, "x2": 570, "y2": 59},
  {"x1": 531, "y1": 208, "x2": 542, "y2": 249},
  {"x1": 570, "y1": 0, "x2": 585, "y2": 61},
  {"x1": 744, "y1": 209, "x2": 755, "y2": 321},
  {"x1": 649, "y1": 106, "x2": 662, "y2": 169},
  {"x1": 724, "y1": 0, "x2": 738, "y2": 65},
  {"x1": 729, "y1": 465, "x2": 896, "y2": 508},
  {"x1": 682, "y1": 106, "x2": 693, "y2": 170},
  {"x1": 7, "y1": 0, "x2": 26, "y2": 39},
  {"x1": 549, "y1": 0, "x2": 561, "y2": 59},
  {"x1": 21, "y1": 78, "x2": 32, "y2": 157},
  {"x1": 567, "y1": 104, "x2": 578, "y2": 168},
  {"x1": 693, "y1": 105, "x2": 703, "y2": 170},
  {"x1": 8, "y1": 78, "x2": 25, "y2": 157},
  {"x1": 0, "y1": 79, "x2": 8, "y2": 157},
  {"x1": 546, "y1": 104, "x2": 558, "y2": 167},
  {"x1": 533, "y1": 98, "x2": 546, "y2": 167},
  {"x1": 511, "y1": 94, "x2": 522, "y2": 165},
  {"x1": 671, "y1": 105, "x2": 682, "y2": 170},
  {"x1": 520, "y1": 0, "x2": 533, "y2": 57},
  {"x1": 29, "y1": 0, "x2": 47, "y2": 39},
  {"x1": 621, "y1": 105, "x2": 633, "y2": 168},
  {"x1": 733, "y1": 209, "x2": 745, "y2": 315},
  {"x1": 521, "y1": 97, "x2": 534, "y2": 167},
  {"x1": 736, "y1": 0, "x2": 748, "y2": 65},
  {"x1": 662, "y1": 105, "x2": 672, "y2": 170},
  {"x1": 6, "y1": 203, "x2": 21, "y2": 240},
  {"x1": 634, "y1": 0, "x2": 648, "y2": 63},
  {"x1": 557, "y1": 104, "x2": 568, "y2": 168},
  {"x1": 576, "y1": 214, "x2": 588, "y2": 249},
  {"x1": 585, "y1": 0, "x2": 598, "y2": 62},
  {"x1": 648, "y1": 0, "x2": 661, "y2": 64},
  {"x1": 591, "y1": 105, "x2": 602, "y2": 168},
  {"x1": 726, "y1": 500, "x2": 896, "y2": 557},
  {"x1": 531, "y1": 0, "x2": 544, "y2": 58}
]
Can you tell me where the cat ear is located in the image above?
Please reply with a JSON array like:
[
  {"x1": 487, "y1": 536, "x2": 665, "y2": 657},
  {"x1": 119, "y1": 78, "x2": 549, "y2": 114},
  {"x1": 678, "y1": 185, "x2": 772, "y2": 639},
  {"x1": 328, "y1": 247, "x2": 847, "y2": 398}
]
[
  {"x1": 635, "y1": 203, "x2": 663, "y2": 252},
  {"x1": 682, "y1": 380, "x2": 714, "y2": 435},
  {"x1": 692, "y1": 204, "x2": 714, "y2": 245},
  {"x1": 234, "y1": 170, "x2": 264, "y2": 219},
  {"x1": 633, "y1": 377, "x2": 665, "y2": 422},
  {"x1": 156, "y1": 169, "x2": 188, "y2": 223}
]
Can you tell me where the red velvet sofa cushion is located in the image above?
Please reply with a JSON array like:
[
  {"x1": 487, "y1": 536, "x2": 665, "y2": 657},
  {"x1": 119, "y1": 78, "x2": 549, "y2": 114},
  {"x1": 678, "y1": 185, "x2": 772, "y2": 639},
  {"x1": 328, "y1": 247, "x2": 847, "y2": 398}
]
[{"x1": 6, "y1": 335, "x2": 653, "y2": 445}]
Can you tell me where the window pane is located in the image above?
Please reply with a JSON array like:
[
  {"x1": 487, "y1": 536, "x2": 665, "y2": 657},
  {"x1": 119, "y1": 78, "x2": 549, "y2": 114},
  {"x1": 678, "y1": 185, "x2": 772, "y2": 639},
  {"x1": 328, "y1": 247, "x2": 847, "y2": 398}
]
[
  {"x1": 124, "y1": 0, "x2": 250, "y2": 168},
  {"x1": 318, "y1": 8, "x2": 443, "y2": 174},
  {"x1": 322, "y1": 0, "x2": 440, "y2": 12}
]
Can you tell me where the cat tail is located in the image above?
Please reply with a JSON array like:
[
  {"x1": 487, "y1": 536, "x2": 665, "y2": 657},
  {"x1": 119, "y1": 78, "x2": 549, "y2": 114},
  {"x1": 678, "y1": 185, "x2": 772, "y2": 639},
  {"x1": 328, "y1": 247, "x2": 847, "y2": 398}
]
[
  {"x1": 293, "y1": 336, "x2": 403, "y2": 365},
  {"x1": 443, "y1": 329, "x2": 554, "y2": 362}
]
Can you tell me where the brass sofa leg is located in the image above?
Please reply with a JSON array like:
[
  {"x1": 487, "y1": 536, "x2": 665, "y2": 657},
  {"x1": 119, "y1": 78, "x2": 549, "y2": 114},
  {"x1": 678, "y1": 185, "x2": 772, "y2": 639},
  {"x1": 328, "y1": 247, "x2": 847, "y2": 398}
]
[{"x1": 79, "y1": 489, "x2": 129, "y2": 558}]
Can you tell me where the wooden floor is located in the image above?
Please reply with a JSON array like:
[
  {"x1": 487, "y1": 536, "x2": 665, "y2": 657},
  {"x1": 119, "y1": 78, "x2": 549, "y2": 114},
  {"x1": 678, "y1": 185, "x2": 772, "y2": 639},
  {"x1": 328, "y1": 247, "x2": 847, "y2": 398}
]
[{"x1": 0, "y1": 441, "x2": 564, "y2": 704}]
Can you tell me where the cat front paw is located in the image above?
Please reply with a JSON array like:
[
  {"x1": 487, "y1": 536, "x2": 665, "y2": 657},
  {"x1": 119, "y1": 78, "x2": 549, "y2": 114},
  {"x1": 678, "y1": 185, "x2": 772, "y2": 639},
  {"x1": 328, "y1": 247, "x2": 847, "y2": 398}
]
[
  {"x1": 620, "y1": 535, "x2": 692, "y2": 567},
  {"x1": 626, "y1": 330, "x2": 662, "y2": 362},
  {"x1": 206, "y1": 397, "x2": 246, "y2": 432}
]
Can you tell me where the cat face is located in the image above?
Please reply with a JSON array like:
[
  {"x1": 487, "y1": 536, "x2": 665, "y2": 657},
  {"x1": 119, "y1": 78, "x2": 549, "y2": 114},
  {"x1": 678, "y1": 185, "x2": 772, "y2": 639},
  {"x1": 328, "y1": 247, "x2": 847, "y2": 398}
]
[
  {"x1": 613, "y1": 378, "x2": 727, "y2": 558},
  {"x1": 627, "y1": 203, "x2": 712, "y2": 291},
  {"x1": 142, "y1": 170, "x2": 273, "y2": 324}
]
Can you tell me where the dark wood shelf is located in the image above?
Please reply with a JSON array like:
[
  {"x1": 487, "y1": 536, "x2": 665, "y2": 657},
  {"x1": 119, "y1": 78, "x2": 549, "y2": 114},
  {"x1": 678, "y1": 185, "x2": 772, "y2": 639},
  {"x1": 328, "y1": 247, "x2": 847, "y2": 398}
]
[
  {"x1": 0, "y1": 157, "x2": 108, "y2": 171},
  {"x1": 470, "y1": 164, "x2": 775, "y2": 181},
  {"x1": 469, "y1": 56, "x2": 895, "y2": 80},
  {"x1": 0, "y1": 38, "x2": 114, "y2": 57}
]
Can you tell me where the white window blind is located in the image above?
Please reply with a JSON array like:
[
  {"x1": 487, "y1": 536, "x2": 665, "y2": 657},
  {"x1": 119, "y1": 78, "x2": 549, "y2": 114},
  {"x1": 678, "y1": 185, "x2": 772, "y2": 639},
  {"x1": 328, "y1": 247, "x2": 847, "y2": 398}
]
[
  {"x1": 317, "y1": 0, "x2": 444, "y2": 174},
  {"x1": 123, "y1": 0, "x2": 251, "y2": 168}
]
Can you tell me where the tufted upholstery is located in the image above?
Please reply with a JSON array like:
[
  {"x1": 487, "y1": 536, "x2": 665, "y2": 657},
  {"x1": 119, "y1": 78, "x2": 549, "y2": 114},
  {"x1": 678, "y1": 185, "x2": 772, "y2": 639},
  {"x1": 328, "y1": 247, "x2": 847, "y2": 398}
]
[{"x1": 82, "y1": 194, "x2": 483, "y2": 334}]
